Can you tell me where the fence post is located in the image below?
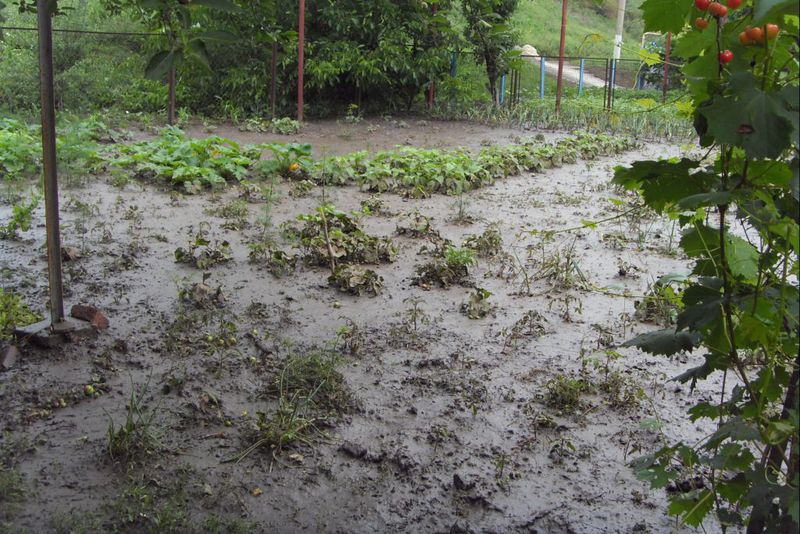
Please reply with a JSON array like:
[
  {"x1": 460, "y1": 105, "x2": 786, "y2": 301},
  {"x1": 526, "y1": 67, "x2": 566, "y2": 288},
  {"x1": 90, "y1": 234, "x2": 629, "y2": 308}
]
[
  {"x1": 539, "y1": 56, "x2": 545, "y2": 98},
  {"x1": 500, "y1": 75, "x2": 506, "y2": 105},
  {"x1": 610, "y1": 59, "x2": 616, "y2": 110},
  {"x1": 578, "y1": 58, "x2": 585, "y2": 96}
]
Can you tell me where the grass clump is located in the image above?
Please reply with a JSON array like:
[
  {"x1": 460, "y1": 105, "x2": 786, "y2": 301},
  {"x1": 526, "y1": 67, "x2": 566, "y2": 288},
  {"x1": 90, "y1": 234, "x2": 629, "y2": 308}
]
[
  {"x1": 106, "y1": 381, "x2": 161, "y2": 465},
  {"x1": 0, "y1": 288, "x2": 41, "y2": 340},
  {"x1": 413, "y1": 246, "x2": 476, "y2": 289}
]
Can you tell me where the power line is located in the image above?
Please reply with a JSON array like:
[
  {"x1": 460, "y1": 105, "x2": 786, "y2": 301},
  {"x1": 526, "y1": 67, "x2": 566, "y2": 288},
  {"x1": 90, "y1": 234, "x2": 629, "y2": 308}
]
[{"x1": 0, "y1": 25, "x2": 159, "y2": 36}]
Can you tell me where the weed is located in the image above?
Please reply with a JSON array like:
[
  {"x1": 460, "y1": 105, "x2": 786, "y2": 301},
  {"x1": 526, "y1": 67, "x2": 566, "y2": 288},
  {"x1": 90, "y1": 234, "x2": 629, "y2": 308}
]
[
  {"x1": 0, "y1": 193, "x2": 40, "y2": 240},
  {"x1": 503, "y1": 310, "x2": 548, "y2": 349},
  {"x1": 207, "y1": 199, "x2": 250, "y2": 231},
  {"x1": 463, "y1": 223, "x2": 503, "y2": 258},
  {"x1": 0, "y1": 468, "x2": 25, "y2": 524},
  {"x1": 360, "y1": 195, "x2": 388, "y2": 215},
  {"x1": 536, "y1": 238, "x2": 588, "y2": 290},
  {"x1": 106, "y1": 379, "x2": 161, "y2": 464},
  {"x1": 395, "y1": 211, "x2": 439, "y2": 238},
  {"x1": 0, "y1": 288, "x2": 41, "y2": 340},
  {"x1": 289, "y1": 179, "x2": 316, "y2": 198},
  {"x1": 248, "y1": 246, "x2": 298, "y2": 278},
  {"x1": 328, "y1": 265, "x2": 384, "y2": 296},
  {"x1": 545, "y1": 374, "x2": 591, "y2": 412},
  {"x1": 449, "y1": 194, "x2": 475, "y2": 224},
  {"x1": 413, "y1": 246, "x2": 476, "y2": 288},
  {"x1": 461, "y1": 287, "x2": 494, "y2": 319},
  {"x1": 634, "y1": 275, "x2": 685, "y2": 326},
  {"x1": 343, "y1": 103, "x2": 362, "y2": 124},
  {"x1": 402, "y1": 297, "x2": 431, "y2": 338},
  {"x1": 174, "y1": 224, "x2": 233, "y2": 269}
]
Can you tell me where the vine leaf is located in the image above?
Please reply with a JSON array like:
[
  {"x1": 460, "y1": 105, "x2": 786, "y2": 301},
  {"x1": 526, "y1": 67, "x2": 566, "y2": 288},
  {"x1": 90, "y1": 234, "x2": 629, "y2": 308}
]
[
  {"x1": 700, "y1": 72, "x2": 796, "y2": 160},
  {"x1": 612, "y1": 159, "x2": 715, "y2": 214},
  {"x1": 622, "y1": 328, "x2": 702, "y2": 356},
  {"x1": 640, "y1": 0, "x2": 689, "y2": 34},
  {"x1": 668, "y1": 490, "x2": 715, "y2": 527}
]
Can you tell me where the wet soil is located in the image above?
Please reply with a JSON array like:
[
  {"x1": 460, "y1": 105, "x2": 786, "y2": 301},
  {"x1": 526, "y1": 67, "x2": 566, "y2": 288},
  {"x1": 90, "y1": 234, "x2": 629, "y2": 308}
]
[{"x1": 1, "y1": 118, "x2": 727, "y2": 533}]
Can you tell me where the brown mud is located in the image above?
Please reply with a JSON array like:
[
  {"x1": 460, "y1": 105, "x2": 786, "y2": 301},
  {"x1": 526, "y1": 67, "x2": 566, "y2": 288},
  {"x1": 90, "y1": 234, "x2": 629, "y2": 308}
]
[{"x1": 1, "y1": 118, "x2": 728, "y2": 533}]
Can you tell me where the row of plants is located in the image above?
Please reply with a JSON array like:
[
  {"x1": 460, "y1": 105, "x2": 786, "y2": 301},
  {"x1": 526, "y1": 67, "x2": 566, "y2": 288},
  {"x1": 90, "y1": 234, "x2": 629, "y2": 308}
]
[{"x1": 307, "y1": 131, "x2": 635, "y2": 196}]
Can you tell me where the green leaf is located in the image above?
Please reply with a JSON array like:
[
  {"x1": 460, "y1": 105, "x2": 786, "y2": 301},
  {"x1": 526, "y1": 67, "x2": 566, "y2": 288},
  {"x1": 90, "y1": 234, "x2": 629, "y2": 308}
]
[
  {"x1": 195, "y1": 30, "x2": 237, "y2": 42},
  {"x1": 144, "y1": 50, "x2": 175, "y2": 81},
  {"x1": 622, "y1": 328, "x2": 702, "y2": 356},
  {"x1": 678, "y1": 192, "x2": 732, "y2": 210},
  {"x1": 612, "y1": 159, "x2": 716, "y2": 214},
  {"x1": 752, "y1": 0, "x2": 800, "y2": 24},
  {"x1": 187, "y1": 39, "x2": 211, "y2": 71},
  {"x1": 700, "y1": 72, "x2": 796, "y2": 160},
  {"x1": 724, "y1": 234, "x2": 759, "y2": 280},
  {"x1": 640, "y1": 0, "x2": 689, "y2": 34},
  {"x1": 637, "y1": 48, "x2": 661, "y2": 67},
  {"x1": 668, "y1": 490, "x2": 715, "y2": 527},
  {"x1": 190, "y1": 0, "x2": 241, "y2": 12}
]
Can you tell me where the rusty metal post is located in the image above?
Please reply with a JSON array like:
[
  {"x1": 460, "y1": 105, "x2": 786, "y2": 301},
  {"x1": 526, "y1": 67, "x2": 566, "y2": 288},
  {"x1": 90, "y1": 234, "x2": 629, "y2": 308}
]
[
  {"x1": 555, "y1": 0, "x2": 568, "y2": 114},
  {"x1": 662, "y1": 32, "x2": 671, "y2": 103},
  {"x1": 37, "y1": 0, "x2": 66, "y2": 326},
  {"x1": 297, "y1": 0, "x2": 305, "y2": 122}
]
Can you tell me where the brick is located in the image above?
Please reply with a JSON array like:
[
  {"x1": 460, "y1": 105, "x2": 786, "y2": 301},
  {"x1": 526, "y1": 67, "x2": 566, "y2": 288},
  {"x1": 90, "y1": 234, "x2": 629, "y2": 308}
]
[
  {"x1": 70, "y1": 305, "x2": 110, "y2": 330},
  {"x1": 1, "y1": 343, "x2": 19, "y2": 370}
]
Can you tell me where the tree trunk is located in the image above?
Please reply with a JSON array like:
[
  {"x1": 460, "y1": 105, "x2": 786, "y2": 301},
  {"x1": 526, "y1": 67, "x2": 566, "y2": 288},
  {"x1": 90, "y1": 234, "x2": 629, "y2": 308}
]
[{"x1": 167, "y1": 65, "x2": 177, "y2": 126}]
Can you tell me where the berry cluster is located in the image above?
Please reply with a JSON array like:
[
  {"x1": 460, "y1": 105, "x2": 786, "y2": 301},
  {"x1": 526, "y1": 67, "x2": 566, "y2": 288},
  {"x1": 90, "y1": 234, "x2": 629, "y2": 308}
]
[{"x1": 692, "y1": 0, "x2": 781, "y2": 65}]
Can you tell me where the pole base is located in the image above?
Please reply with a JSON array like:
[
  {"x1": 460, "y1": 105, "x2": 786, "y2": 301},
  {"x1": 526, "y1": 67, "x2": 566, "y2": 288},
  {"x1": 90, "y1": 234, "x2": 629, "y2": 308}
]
[{"x1": 14, "y1": 317, "x2": 97, "y2": 348}]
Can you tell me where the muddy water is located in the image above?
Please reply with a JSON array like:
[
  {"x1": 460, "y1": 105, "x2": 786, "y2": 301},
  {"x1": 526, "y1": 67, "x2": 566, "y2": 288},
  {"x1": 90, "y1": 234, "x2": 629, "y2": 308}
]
[{"x1": 0, "y1": 120, "x2": 729, "y2": 532}]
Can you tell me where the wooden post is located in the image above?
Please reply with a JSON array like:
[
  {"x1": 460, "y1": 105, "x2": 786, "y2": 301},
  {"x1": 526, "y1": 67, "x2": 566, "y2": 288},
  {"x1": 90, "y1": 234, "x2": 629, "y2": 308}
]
[
  {"x1": 270, "y1": 41, "x2": 277, "y2": 118},
  {"x1": 555, "y1": 0, "x2": 568, "y2": 114}
]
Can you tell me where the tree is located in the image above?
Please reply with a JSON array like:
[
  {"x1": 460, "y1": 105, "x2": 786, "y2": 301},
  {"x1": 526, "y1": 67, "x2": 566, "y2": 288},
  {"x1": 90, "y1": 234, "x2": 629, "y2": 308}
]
[
  {"x1": 617, "y1": 0, "x2": 799, "y2": 530},
  {"x1": 102, "y1": 0, "x2": 239, "y2": 124},
  {"x1": 461, "y1": 0, "x2": 519, "y2": 105}
]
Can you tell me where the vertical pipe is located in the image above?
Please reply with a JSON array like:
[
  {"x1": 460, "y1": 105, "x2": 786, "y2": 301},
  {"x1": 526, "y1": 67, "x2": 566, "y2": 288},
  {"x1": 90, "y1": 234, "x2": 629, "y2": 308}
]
[
  {"x1": 539, "y1": 56, "x2": 545, "y2": 98},
  {"x1": 603, "y1": 59, "x2": 609, "y2": 109},
  {"x1": 167, "y1": 65, "x2": 176, "y2": 125},
  {"x1": 555, "y1": 0, "x2": 568, "y2": 114},
  {"x1": 662, "y1": 32, "x2": 671, "y2": 103},
  {"x1": 499, "y1": 75, "x2": 505, "y2": 105},
  {"x1": 37, "y1": 0, "x2": 65, "y2": 326},
  {"x1": 613, "y1": 0, "x2": 627, "y2": 61},
  {"x1": 578, "y1": 58, "x2": 585, "y2": 96},
  {"x1": 450, "y1": 51, "x2": 457, "y2": 77},
  {"x1": 610, "y1": 59, "x2": 616, "y2": 110},
  {"x1": 428, "y1": 82, "x2": 435, "y2": 108},
  {"x1": 297, "y1": 0, "x2": 305, "y2": 122},
  {"x1": 270, "y1": 41, "x2": 277, "y2": 118}
]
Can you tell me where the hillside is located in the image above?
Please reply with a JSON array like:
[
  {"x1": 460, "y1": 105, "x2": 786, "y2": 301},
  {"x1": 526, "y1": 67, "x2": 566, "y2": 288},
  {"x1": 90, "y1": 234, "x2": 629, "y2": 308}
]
[{"x1": 513, "y1": 0, "x2": 645, "y2": 60}]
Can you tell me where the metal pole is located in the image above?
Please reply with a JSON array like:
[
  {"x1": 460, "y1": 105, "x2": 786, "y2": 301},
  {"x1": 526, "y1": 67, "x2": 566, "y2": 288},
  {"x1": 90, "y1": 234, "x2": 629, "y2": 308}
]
[
  {"x1": 499, "y1": 75, "x2": 505, "y2": 105},
  {"x1": 662, "y1": 32, "x2": 671, "y2": 103},
  {"x1": 539, "y1": 56, "x2": 545, "y2": 98},
  {"x1": 555, "y1": 0, "x2": 568, "y2": 114},
  {"x1": 610, "y1": 59, "x2": 616, "y2": 110},
  {"x1": 450, "y1": 51, "x2": 457, "y2": 77},
  {"x1": 613, "y1": 0, "x2": 627, "y2": 61},
  {"x1": 578, "y1": 58, "x2": 585, "y2": 96},
  {"x1": 297, "y1": 0, "x2": 305, "y2": 122},
  {"x1": 603, "y1": 58, "x2": 609, "y2": 110},
  {"x1": 37, "y1": 0, "x2": 65, "y2": 326}
]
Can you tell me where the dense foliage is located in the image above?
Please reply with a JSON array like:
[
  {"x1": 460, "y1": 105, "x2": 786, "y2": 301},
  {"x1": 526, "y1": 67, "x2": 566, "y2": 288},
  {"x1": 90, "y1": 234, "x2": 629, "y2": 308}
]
[{"x1": 615, "y1": 0, "x2": 799, "y2": 530}]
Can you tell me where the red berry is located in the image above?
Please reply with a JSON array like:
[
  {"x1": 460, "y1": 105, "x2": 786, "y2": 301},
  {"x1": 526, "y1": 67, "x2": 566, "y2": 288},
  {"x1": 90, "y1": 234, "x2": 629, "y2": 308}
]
[
  {"x1": 719, "y1": 50, "x2": 734, "y2": 64},
  {"x1": 726, "y1": 0, "x2": 741, "y2": 8},
  {"x1": 695, "y1": 17, "x2": 709, "y2": 30},
  {"x1": 766, "y1": 23, "x2": 780, "y2": 39},
  {"x1": 709, "y1": 2, "x2": 728, "y2": 17},
  {"x1": 694, "y1": 0, "x2": 711, "y2": 10}
]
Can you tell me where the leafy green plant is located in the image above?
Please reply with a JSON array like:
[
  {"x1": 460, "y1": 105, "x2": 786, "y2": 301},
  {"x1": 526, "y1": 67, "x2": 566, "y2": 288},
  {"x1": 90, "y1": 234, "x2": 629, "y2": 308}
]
[
  {"x1": 615, "y1": 1, "x2": 799, "y2": 530},
  {"x1": 248, "y1": 245, "x2": 297, "y2": 278},
  {"x1": 174, "y1": 224, "x2": 232, "y2": 269},
  {"x1": 461, "y1": 287, "x2": 494, "y2": 319},
  {"x1": 463, "y1": 223, "x2": 503, "y2": 258},
  {"x1": 297, "y1": 204, "x2": 396, "y2": 268},
  {"x1": 255, "y1": 143, "x2": 313, "y2": 179},
  {"x1": 0, "y1": 193, "x2": 40, "y2": 240},
  {"x1": 111, "y1": 127, "x2": 262, "y2": 192},
  {"x1": 414, "y1": 246, "x2": 476, "y2": 288},
  {"x1": 0, "y1": 288, "x2": 41, "y2": 341},
  {"x1": 107, "y1": 380, "x2": 161, "y2": 464}
]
